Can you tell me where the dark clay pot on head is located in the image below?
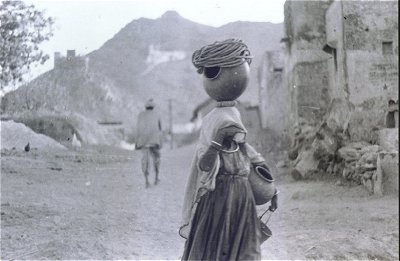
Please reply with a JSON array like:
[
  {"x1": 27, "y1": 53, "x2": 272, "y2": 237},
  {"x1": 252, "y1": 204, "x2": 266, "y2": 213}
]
[{"x1": 202, "y1": 62, "x2": 250, "y2": 101}]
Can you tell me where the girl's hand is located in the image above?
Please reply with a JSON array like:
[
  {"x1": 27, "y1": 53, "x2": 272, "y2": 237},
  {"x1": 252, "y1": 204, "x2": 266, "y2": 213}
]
[
  {"x1": 269, "y1": 192, "x2": 278, "y2": 212},
  {"x1": 213, "y1": 126, "x2": 245, "y2": 146}
]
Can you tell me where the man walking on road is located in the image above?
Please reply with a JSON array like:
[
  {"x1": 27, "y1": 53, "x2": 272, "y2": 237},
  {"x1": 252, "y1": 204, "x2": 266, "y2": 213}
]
[{"x1": 135, "y1": 99, "x2": 163, "y2": 188}]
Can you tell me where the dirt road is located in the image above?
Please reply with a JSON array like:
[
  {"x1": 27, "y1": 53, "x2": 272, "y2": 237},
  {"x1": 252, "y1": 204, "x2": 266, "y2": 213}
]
[{"x1": 1, "y1": 145, "x2": 398, "y2": 260}]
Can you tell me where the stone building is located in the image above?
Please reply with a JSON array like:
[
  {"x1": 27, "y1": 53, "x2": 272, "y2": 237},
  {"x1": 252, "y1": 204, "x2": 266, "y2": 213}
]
[
  {"x1": 282, "y1": 0, "x2": 398, "y2": 139},
  {"x1": 236, "y1": 102, "x2": 263, "y2": 151},
  {"x1": 257, "y1": 50, "x2": 285, "y2": 134},
  {"x1": 282, "y1": 0, "x2": 333, "y2": 130},
  {"x1": 324, "y1": 0, "x2": 398, "y2": 141},
  {"x1": 53, "y1": 50, "x2": 86, "y2": 73},
  {"x1": 282, "y1": 0, "x2": 398, "y2": 194}
]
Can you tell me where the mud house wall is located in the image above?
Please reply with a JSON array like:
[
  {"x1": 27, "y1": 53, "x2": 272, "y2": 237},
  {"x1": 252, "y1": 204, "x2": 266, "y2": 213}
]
[
  {"x1": 344, "y1": 1, "x2": 398, "y2": 103},
  {"x1": 327, "y1": 1, "x2": 399, "y2": 142},
  {"x1": 294, "y1": 60, "x2": 330, "y2": 124},
  {"x1": 258, "y1": 52, "x2": 272, "y2": 129},
  {"x1": 283, "y1": 0, "x2": 332, "y2": 129},
  {"x1": 284, "y1": 0, "x2": 332, "y2": 50},
  {"x1": 258, "y1": 51, "x2": 286, "y2": 133},
  {"x1": 237, "y1": 105, "x2": 262, "y2": 147},
  {"x1": 282, "y1": 0, "x2": 399, "y2": 189},
  {"x1": 325, "y1": 0, "x2": 347, "y2": 101}
]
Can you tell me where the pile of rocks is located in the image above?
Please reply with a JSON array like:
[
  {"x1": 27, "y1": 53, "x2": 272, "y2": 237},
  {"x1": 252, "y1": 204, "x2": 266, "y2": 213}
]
[
  {"x1": 290, "y1": 121, "x2": 343, "y2": 180},
  {"x1": 286, "y1": 98, "x2": 398, "y2": 195},
  {"x1": 288, "y1": 121, "x2": 398, "y2": 195},
  {"x1": 338, "y1": 143, "x2": 380, "y2": 186}
]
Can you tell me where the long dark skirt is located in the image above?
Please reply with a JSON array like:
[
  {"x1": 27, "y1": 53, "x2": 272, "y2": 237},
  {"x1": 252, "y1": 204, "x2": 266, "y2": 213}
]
[{"x1": 182, "y1": 174, "x2": 261, "y2": 261}]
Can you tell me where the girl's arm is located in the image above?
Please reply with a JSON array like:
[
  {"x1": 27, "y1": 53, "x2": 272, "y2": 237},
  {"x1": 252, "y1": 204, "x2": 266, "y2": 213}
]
[
  {"x1": 198, "y1": 145, "x2": 219, "y2": 172},
  {"x1": 199, "y1": 125, "x2": 244, "y2": 171}
]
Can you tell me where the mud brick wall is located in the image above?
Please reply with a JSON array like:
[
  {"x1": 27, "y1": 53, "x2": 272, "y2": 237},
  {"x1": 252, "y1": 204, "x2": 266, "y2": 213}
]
[
  {"x1": 283, "y1": 0, "x2": 332, "y2": 133},
  {"x1": 374, "y1": 152, "x2": 399, "y2": 195},
  {"x1": 284, "y1": 0, "x2": 332, "y2": 50},
  {"x1": 345, "y1": 1, "x2": 398, "y2": 142},
  {"x1": 258, "y1": 51, "x2": 287, "y2": 133},
  {"x1": 324, "y1": 0, "x2": 399, "y2": 142},
  {"x1": 293, "y1": 60, "x2": 330, "y2": 124},
  {"x1": 325, "y1": 1, "x2": 347, "y2": 101},
  {"x1": 343, "y1": 1, "x2": 398, "y2": 53}
]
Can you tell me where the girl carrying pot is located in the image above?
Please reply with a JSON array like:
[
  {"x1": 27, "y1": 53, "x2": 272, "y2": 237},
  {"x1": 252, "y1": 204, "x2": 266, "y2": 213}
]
[{"x1": 179, "y1": 39, "x2": 278, "y2": 260}]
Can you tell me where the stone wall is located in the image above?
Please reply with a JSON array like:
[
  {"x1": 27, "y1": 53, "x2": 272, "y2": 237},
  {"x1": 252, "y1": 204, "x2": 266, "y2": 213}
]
[
  {"x1": 284, "y1": 0, "x2": 332, "y2": 50},
  {"x1": 375, "y1": 152, "x2": 399, "y2": 195},
  {"x1": 374, "y1": 128, "x2": 399, "y2": 195},
  {"x1": 325, "y1": 0, "x2": 347, "y2": 101},
  {"x1": 237, "y1": 105, "x2": 263, "y2": 151},
  {"x1": 283, "y1": 0, "x2": 332, "y2": 131},
  {"x1": 343, "y1": 1, "x2": 398, "y2": 52},
  {"x1": 344, "y1": 0, "x2": 399, "y2": 141},
  {"x1": 258, "y1": 51, "x2": 286, "y2": 133},
  {"x1": 294, "y1": 60, "x2": 330, "y2": 124},
  {"x1": 325, "y1": 0, "x2": 399, "y2": 142},
  {"x1": 283, "y1": 0, "x2": 399, "y2": 195}
]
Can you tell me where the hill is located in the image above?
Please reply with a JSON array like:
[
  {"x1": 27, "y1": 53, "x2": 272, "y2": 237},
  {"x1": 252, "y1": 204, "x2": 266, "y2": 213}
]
[{"x1": 1, "y1": 11, "x2": 283, "y2": 140}]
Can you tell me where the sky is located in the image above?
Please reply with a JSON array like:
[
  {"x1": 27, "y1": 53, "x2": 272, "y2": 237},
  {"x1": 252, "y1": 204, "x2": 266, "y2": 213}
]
[{"x1": 19, "y1": 0, "x2": 285, "y2": 87}]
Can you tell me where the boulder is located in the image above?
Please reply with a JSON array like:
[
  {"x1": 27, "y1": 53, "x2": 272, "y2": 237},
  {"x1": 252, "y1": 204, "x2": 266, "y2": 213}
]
[
  {"x1": 338, "y1": 147, "x2": 361, "y2": 162},
  {"x1": 360, "y1": 145, "x2": 380, "y2": 155},
  {"x1": 293, "y1": 149, "x2": 319, "y2": 179},
  {"x1": 325, "y1": 98, "x2": 355, "y2": 133}
]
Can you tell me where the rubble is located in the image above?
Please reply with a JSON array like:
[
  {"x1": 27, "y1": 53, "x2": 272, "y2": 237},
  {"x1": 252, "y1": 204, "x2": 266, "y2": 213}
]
[
  {"x1": 339, "y1": 143, "x2": 381, "y2": 187},
  {"x1": 291, "y1": 121, "x2": 341, "y2": 179},
  {"x1": 288, "y1": 122, "x2": 398, "y2": 196}
]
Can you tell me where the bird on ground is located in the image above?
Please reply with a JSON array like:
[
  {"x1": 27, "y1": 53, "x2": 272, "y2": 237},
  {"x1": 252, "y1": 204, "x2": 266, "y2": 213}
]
[{"x1": 24, "y1": 142, "x2": 30, "y2": 152}]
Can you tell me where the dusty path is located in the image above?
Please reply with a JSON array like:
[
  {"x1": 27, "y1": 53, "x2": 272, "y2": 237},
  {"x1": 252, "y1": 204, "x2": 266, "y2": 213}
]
[{"x1": 1, "y1": 145, "x2": 398, "y2": 260}]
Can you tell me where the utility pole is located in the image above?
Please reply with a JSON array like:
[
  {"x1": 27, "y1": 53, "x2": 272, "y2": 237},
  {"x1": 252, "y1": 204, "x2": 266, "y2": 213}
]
[{"x1": 168, "y1": 99, "x2": 173, "y2": 149}]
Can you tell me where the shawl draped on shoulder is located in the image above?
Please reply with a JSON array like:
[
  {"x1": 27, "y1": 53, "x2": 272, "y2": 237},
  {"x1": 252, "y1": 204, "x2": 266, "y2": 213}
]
[{"x1": 179, "y1": 106, "x2": 264, "y2": 239}]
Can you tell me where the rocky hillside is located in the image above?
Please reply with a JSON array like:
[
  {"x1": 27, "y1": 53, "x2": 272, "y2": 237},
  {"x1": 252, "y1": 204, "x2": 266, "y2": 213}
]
[{"x1": 1, "y1": 11, "x2": 283, "y2": 129}]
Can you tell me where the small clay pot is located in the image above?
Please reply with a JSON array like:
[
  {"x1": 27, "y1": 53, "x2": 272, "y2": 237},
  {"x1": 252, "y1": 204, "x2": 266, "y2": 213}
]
[
  {"x1": 249, "y1": 165, "x2": 276, "y2": 205},
  {"x1": 202, "y1": 62, "x2": 250, "y2": 101}
]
